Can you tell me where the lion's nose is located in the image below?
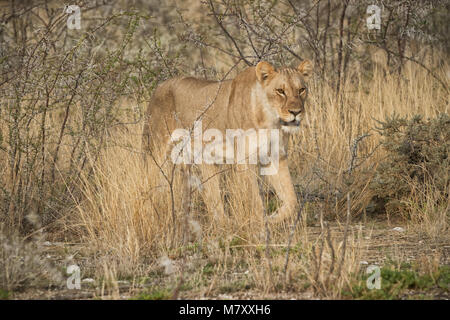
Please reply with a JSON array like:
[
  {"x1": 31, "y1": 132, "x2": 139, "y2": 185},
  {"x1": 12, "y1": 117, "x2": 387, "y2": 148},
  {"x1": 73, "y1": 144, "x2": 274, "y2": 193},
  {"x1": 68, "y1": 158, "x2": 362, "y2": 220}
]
[{"x1": 289, "y1": 109, "x2": 302, "y2": 116}]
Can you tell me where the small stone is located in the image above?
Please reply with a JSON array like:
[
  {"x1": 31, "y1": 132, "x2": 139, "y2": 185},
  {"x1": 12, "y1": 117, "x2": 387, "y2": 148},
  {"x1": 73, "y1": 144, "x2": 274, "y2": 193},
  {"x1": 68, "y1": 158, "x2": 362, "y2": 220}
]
[{"x1": 392, "y1": 227, "x2": 405, "y2": 232}]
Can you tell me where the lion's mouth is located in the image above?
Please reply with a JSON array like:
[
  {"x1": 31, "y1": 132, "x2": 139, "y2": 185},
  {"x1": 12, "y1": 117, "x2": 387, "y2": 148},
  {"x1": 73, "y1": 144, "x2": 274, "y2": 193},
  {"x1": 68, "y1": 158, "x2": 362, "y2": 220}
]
[{"x1": 279, "y1": 119, "x2": 301, "y2": 127}]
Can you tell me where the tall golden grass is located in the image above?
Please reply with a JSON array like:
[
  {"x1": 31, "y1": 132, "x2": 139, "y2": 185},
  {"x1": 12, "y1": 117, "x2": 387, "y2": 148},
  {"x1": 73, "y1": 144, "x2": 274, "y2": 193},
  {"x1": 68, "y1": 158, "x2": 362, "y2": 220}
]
[{"x1": 67, "y1": 56, "x2": 448, "y2": 297}]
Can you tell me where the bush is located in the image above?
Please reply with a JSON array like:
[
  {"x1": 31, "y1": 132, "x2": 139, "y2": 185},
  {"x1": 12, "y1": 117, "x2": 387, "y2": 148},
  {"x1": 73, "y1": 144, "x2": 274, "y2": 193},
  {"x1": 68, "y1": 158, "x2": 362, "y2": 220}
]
[
  {"x1": 370, "y1": 113, "x2": 450, "y2": 215},
  {"x1": 0, "y1": 9, "x2": 162, "y2": 232}
]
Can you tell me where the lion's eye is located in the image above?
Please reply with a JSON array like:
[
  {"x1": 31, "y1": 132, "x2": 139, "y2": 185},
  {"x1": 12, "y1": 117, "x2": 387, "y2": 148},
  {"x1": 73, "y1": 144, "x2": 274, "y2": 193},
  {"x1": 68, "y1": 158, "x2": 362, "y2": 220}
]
[
  {"x1": 276, "y1": 88, "x2": 285, "y2": 95},
  {"x1": 299, "y1": 87, "x2": 306, "y2": 95}
]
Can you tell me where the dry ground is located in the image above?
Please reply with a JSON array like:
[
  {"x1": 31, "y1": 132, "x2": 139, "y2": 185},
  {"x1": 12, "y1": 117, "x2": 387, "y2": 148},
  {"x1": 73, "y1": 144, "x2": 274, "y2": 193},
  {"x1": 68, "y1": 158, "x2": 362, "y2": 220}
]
[{"x1": 9, "y1": 218, "x2": 449, "y2": 300}]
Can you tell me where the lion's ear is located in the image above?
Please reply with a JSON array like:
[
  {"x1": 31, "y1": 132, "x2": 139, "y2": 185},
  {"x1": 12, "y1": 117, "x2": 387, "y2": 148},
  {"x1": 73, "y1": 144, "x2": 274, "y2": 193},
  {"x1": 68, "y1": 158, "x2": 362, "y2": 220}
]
[
  {"x1": 256, "y1": 61, "x2": 275, "y2": 83},
  {"x1": 297, "y1": 60, "x2": 313, "y2": 79}
]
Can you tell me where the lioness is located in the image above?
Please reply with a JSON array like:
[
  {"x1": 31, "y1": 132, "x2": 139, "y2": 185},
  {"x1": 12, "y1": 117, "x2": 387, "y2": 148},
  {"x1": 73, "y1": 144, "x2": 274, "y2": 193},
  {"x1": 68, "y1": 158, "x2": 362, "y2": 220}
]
[{"x1": 142, "y1": 60, "x2": 313, "y2": 223}]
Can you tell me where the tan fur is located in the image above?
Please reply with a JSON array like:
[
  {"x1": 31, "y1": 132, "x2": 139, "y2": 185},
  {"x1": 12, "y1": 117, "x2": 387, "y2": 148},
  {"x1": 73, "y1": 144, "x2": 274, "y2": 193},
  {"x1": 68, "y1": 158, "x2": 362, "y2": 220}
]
[{"x1": 143, "y1": 60, "x2": 313, "y2": 223}]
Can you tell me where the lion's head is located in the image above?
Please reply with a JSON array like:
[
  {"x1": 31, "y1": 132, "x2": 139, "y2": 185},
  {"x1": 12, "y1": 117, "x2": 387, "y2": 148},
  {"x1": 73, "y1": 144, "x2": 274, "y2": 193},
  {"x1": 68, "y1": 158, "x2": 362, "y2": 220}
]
[{"x1": 255, "y1": 60, "x2": 313, "y2": 132}]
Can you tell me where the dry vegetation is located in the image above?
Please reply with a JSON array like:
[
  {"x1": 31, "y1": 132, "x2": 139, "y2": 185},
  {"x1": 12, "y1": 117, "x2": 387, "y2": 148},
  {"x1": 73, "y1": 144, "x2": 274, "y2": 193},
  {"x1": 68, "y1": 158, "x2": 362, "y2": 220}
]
[{"x1": 0, "y1": 0, "x2": 449, "y2": 299}]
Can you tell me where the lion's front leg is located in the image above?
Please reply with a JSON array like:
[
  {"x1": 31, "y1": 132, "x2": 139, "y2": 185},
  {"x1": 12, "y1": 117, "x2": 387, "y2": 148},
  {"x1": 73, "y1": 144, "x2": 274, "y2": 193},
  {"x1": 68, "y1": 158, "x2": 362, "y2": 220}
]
[
  {"x1": 200, "y1": 164, "x2": 226, "y2": 222},
  {"x1": 266, "y1": 158, "x2": 298, "y2": 223}
]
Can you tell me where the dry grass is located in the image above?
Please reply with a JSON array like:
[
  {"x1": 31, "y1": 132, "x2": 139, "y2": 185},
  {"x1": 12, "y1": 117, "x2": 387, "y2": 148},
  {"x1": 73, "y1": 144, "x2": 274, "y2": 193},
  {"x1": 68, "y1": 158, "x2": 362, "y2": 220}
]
[
  {"x1": 0, "y1": 223, "x2": 63, "y2": 292},
  {"x1": 0, "y1": 0, "x2": 448, "y2": 300},
  {"x1": 404, "y1": 181, "x2": 449, "y2": 240},
  {"x1": 64, "y1": 58, "x2": 449, "y2": 298}
]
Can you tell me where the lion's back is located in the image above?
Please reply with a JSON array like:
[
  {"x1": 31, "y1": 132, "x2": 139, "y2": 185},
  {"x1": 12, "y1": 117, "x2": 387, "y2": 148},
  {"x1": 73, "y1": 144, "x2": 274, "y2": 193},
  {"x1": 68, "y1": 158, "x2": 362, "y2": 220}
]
[{"x1": 143, "y1": 76, "x2": 234, "y2": 149}]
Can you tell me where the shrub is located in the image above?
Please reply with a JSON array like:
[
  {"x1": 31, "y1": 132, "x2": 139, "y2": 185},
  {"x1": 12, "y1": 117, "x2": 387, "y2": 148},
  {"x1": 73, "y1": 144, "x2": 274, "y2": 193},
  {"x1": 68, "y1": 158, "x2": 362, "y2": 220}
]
[
  {"x1": 0, "y1": 10, "x2": 164, "y2": 232},
  {"x1": 370, "y1": 113, "x2": 449, "y2": 215}
]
